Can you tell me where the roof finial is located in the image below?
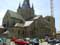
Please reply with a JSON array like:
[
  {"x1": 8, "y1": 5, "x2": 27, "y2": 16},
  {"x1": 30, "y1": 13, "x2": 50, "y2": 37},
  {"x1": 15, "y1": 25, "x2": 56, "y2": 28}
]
[
  {"x1": 32, "y1": 4, "x2": 34, "y2": 10},
  {"x1": 19, "y1": 3, "x2": 21, "y2": 8}
]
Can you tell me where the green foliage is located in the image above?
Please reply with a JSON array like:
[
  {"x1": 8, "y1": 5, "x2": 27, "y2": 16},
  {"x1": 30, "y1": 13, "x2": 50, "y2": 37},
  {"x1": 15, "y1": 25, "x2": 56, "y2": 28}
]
[{"x1": 40, "y1": 39, "x2": 45, "y2": 43}]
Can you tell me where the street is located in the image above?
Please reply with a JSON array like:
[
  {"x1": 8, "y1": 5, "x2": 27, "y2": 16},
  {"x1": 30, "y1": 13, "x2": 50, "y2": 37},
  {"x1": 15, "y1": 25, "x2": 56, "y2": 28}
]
[
  {"x1": 1, "y1": 39, "x2": 59, "y2": 45},
  {"x1": 40, "y1": 42, "x2": 50, "y2": 45},
  {"x1": 40, "y1": 42, "x2": 60, "y2": 45}
]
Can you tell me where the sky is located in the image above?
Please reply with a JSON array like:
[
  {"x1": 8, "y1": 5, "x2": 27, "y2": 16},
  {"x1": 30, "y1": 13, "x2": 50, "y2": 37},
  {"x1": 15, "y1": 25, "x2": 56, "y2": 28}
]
[{"x1": 0, "y1": 0, "x2": 60, "y2": 31}]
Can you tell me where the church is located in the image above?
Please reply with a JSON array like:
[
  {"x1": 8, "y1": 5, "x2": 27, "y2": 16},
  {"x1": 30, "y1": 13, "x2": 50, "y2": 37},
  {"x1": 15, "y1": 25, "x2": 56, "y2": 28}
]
[{"x1": 2, "y1": 0, "x2": 56, "y2": 38}]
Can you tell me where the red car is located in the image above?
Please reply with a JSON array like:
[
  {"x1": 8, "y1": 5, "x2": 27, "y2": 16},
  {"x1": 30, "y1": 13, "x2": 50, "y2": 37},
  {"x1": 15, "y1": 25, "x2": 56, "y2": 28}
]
[{"x1": 12, "y1": 38, "x2": 29, "y2": 45}]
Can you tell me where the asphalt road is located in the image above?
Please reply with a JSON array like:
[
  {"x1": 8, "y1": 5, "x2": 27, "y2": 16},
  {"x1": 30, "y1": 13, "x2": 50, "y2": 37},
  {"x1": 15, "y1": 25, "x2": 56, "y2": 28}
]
[
  {"x1": 40, "y1": 42, "x2": 50, "y2": 45},
  {"x1": 6, "y1": 42, "x2": 60, "y2": 45},
  {"x1": 5, "y1": 39, "x2": 60, "y2": 45},
  {"x1": 40, "y1": 42, "x2": 60, "y2": 45}
]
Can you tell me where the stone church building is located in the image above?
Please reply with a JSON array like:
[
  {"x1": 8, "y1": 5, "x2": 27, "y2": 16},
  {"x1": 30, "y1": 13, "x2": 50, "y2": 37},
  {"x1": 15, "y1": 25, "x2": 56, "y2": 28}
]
[{"x1": 2, "y1": 0, "x2": 56, "y2": 38}]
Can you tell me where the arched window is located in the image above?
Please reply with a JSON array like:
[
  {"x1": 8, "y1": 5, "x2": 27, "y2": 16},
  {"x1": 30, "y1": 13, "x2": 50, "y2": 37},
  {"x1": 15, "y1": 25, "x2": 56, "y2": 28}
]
[
  {"x1": 20, "y1": 20, "x2": 23, "y2": 23},
  {"x1": 3, "y1": 24, "x2": 6, "y2": 27},
  {"x1": 22, "y1": 30, "x2": 25, "y2": 34}
]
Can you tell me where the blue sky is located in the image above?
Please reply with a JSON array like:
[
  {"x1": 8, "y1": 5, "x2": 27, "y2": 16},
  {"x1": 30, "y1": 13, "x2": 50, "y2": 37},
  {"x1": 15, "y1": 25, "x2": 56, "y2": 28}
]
[{"x1": 0, "y1": 0, "x2": 60, "y2": 31}]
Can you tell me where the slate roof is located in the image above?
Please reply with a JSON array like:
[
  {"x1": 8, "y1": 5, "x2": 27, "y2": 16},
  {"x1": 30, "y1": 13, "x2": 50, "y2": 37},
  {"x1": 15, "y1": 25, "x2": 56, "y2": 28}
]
[
  {"x1": 7, "y1": 10, "x2": 25, "y2": 22},
  {"x1": 33, "y1": 16, "x2": 40, "y2": 20},
  {"x1": 2, "y1": 30, "x2": 9, "y2": 34},
  {"x1": 15, "y1": 23, "x2": 24, "y2": 27},
  {"x1": 33, "y1": 16, "x2": 49, "y2": 24},
  {"x1": 24, "y1": 21, "x2": 33, "y2": 27},
  {"x1": 15, "y1": 21, "x2": 33, "y2": 27}
]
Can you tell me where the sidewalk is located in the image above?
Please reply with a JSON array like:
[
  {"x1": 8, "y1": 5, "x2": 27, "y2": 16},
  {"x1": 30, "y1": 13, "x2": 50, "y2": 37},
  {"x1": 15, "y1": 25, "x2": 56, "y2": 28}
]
[{"x1": 40, "y1": 42, "x2": 50, "y2": 45}]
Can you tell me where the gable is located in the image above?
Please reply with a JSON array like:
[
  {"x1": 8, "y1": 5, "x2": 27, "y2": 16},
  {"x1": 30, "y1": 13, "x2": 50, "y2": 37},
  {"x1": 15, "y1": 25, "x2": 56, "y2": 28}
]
[{"x1": 7, "y1": 10, "x2": 25, "y2": 22}]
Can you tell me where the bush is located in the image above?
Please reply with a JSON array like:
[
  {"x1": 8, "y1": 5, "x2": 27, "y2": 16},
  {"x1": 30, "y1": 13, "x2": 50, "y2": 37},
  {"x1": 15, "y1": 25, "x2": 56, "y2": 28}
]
[{"x1": 40, "y1": 39, "x2": 45, "y2": 43}]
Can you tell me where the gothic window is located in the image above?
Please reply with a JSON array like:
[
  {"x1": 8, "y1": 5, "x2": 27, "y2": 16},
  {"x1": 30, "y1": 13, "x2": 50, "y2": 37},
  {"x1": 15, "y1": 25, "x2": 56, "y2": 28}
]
[
  {"x1": 7, "y1": 21, "x2": 9, "y2": 27},
  {"x1": 3, "y1": 24, "x2": 6, "y2": 27},
  {"x1": 22, "y1": 30, "x2": 25, "y2": 35},
  {"x1": 20, "y1": 20, "x2": 23, "y2": 23},
  {"x1": 18, "y1": 30, "x2": 20, "y2": 34},
  {"x1": 13, "y1": 20, "x2": 15, "y2": 25}
]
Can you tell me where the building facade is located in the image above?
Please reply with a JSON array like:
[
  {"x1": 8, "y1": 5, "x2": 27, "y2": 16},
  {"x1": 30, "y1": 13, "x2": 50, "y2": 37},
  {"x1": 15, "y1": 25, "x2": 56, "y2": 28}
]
[
  {"x1": 0, "y1": 26, "x2": 5, "y2": 34},
  {"x1": 2, "y1": 0, "x2": 56, "y2": 38},
  {"x1": 56, "y1": 32, "x2": 60, "y2": 39}
]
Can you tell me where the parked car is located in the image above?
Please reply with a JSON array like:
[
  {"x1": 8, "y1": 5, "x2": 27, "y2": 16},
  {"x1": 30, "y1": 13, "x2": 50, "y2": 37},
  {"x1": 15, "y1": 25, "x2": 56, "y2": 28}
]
[
  {"x1": 32, "y1": 38, "x2": 39, "y2": 45},
  {"x1": 56, "y1": 40, "x2": 60, "y2": 43},
  {"x1": 48, "y1": 39, "x2": 60, "y2": 44},
  {"x1": 0, "y1": 38, "x2": 3, "y2": 45}
]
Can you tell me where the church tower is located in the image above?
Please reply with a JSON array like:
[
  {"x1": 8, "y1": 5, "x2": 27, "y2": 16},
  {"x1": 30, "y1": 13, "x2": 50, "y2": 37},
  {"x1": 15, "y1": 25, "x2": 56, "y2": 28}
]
[{"x1": 17, "y1": 0, "x2": 35, "y2": 20}]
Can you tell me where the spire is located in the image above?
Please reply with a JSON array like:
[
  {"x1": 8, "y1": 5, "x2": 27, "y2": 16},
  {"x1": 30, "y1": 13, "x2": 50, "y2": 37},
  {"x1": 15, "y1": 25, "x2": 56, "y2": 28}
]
[
  {"x1": 18, "y1": 3, "x2": 21, "y2": 9},
  {"x1": 22, "y1": 0, "x2": 30, "y2": 8},
  {"x1": 32, "y1": 4, "x2": 34, "y2": 14},
  {"x1": 32, "y1": 4, "x2": 34, "y2": 10},
  {"x1": 17, "y1": 3, "x2": 21, "y2": 13}
]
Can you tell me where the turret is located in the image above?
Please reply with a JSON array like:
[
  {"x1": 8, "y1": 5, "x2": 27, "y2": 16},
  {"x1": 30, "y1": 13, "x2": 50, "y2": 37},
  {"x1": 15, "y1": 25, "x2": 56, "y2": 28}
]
[
  {"x1": 17, "y1": 3, "x2": 21, "y2": 10},
  {"x1": 19, "y1": 3, "x2": 21, "y2": 9},
  {"x1": 17, "y1": 3, "x2": 22, "y2": 15},
  {"x1": 32, "y1": 4, "x2": 34, "y2": 15}
]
